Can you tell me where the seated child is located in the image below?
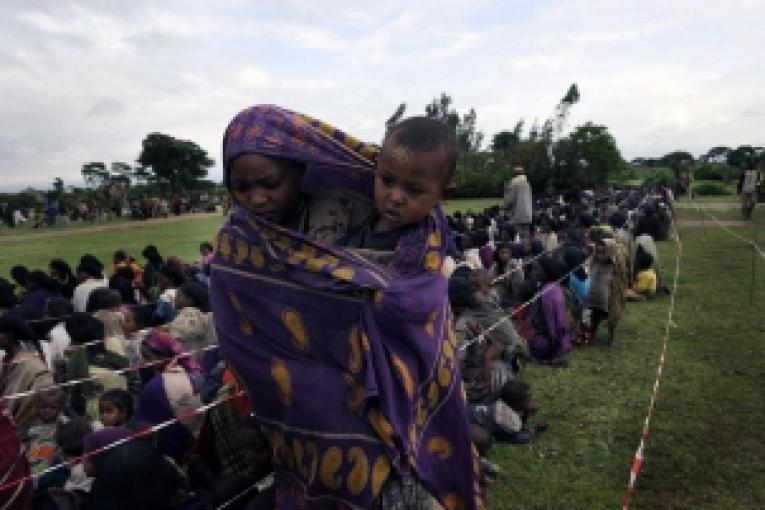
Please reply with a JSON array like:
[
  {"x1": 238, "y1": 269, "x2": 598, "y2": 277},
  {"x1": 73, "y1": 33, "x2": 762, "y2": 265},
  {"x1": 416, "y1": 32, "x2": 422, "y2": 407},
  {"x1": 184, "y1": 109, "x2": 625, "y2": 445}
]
[
  {"x1": 468, "y1": 380, "x2": 547, "y2": 445},
  {"x1": 98, "y1": 389, "x2": 134, "y2": 428},
  {"x1": 34, "y1": 418, "x2": 94, "y2": 502},
  {"x1": 338, "y1": 116, "x2": 456, "y2": 254},
  {"x1": 25, "y1": 387, "x2": 68, "y2": 479},
  {"x1": 632, "y1": 250, "x2": 657, "y2": 297}
]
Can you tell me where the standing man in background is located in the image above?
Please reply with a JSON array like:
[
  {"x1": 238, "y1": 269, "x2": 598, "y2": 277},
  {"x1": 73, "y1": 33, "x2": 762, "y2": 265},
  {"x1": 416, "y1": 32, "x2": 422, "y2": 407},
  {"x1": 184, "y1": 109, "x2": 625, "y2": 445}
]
[
  {"x1": 504, "y1": 166, "x2": 533, "y2": 241},
  {"x1": 738, "y1": 164, "x2": 761, "y2": 220}
]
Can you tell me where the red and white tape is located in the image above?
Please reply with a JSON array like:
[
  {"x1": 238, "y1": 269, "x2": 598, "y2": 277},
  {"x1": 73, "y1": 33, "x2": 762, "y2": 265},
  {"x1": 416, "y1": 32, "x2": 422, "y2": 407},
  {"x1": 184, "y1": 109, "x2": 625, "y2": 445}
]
[{"x1": 622, "y1": 237, "x2": 682, "y2": 509}]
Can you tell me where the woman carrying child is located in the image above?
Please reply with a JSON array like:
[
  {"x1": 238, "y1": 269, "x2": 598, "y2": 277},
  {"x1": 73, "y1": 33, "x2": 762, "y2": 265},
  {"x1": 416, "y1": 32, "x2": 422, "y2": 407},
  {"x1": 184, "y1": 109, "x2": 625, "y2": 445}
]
[{"x1": 211, "y1": 105, "x2": 482, "y2": 509}]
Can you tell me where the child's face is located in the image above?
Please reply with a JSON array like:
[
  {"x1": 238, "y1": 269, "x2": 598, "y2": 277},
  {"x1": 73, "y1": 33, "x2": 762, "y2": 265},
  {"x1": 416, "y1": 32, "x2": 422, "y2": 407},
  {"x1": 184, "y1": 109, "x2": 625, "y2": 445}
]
[
  {"x1": 497, "y1": 248, "x2": 511, "y2": 262},
  {"x1": 122, "y1": 310, "x2": 138, "y2": 335},
  {"x1": 36, "y1": 399, "x2": 61, "y2": 424},
  {"x1": 229, "y1": 154, "x2": 304, "y2": 225},
  {"x1": 99, "y1": 401, "x2": 126, "y2": 427},
  {"x1": 373, "y1": 144, "x2": 447, "y2": 231}
]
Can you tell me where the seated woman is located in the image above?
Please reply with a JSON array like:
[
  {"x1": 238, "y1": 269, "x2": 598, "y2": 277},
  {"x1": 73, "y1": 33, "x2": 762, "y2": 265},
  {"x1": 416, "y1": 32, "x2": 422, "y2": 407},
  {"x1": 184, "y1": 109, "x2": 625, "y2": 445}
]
[
  {"x1": 626, "y1": 250, "x2": 657, "y2": 301},
  {"x1": 0, "y1": 317, "x2": 54, "y2": 436},
  {"x1": 64, "y1": 313, "x2": 128, "y2": 420},
  {"x1": 212, "y1": 105, "x2": 481, "y2": 509},
  {"x1": 165, "y1": 281, "x2": 214, "y2": 360},
  {"x1": 527, "y1": 256, "x2": 573, "y2": 365},
  {"x1": 136, "y1": 330, "x2": 203, "y2": 462},
  {"x1": 14, "y1": 270, "x2": 60, "y2": 321}
]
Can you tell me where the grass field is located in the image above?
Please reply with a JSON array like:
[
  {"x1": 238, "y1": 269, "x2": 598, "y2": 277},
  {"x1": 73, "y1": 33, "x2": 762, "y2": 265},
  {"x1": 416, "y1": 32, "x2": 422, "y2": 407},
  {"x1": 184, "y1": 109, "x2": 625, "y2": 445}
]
[
  {"x1": 0, "y1": 199, "x2": 502, "y2": 277},
  {"x1": 1, "y1": 197, "x2": 763, "y2": 509},
  {"x1": 488, "y1": 204, "x2": 765, "y2": 509}
]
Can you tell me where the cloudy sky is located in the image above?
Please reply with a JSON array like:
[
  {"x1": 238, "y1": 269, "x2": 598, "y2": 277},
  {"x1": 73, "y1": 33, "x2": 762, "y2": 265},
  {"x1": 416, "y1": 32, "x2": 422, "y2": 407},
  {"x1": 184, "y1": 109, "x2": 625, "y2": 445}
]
[{"x1": 1, "y1": 0, "x2": 763, "y2": 190}]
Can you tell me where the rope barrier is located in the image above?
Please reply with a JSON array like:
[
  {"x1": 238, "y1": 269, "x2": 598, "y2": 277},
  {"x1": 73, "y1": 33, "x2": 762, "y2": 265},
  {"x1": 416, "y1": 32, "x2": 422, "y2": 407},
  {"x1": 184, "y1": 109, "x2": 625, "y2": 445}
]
[
  {"x1": 459, "y1": 259, "x2": 589, "y2": 353},
  {"x1": 691, "y1": 200, "x2": 764, "y2": 259},
  {"x1": 0, "y1": 389, "x2": 245, "y2": 495},
  {"x1": 1, "y1": 344, "x2": 219, "y2": 402},
  {"x1": 621, "y1": 236, "x2": 682, "y2": 509}
]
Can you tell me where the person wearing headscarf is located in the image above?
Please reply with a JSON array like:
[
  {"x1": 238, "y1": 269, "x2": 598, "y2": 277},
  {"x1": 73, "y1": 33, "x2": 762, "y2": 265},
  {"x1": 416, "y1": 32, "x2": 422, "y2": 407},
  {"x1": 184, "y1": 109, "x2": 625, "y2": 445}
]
[
  {"x1": 164, "y1": 281, "x2": 215, "y2": 360},
  {"x1": 64, "y1": 313, "x2": 128, "y2": 420},
  {"x1": 212, "y1": 105, "x2": 481, "y2": 509},
  {"x1": 527, "y1": 256, "x2": 573, "y2": 365},
  {"x1": 14, "y1": 270, "x2": 60, "y2": 321},
  {"x1": 82, "y1": 426, "x2": 135, "y2": 478},
  {"x1": 136, "y1": 330, "x2": 203, "y2": 461},
  {"x1": 0, "y1": 317, "x2": 54, "y2": 436},
  {"x1": 49, "y1": 259, "x2": 77, "y2": 300},
  {"x1": 141, "y1": 245, "x2": 164, "y2": 300},
  {"x1": 587, "y1": 237, "x2": 627, "y2": 345},
  {"x1": 0, "y1": 277, "x2": 17, "y2": 315},
  {"x1": 88, "y1": 438, "x2": 184, "y2": 510}
]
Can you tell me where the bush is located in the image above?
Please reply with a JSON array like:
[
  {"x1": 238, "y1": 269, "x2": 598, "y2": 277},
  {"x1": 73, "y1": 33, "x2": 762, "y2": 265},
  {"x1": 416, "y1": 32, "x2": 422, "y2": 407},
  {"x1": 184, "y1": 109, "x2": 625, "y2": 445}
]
[
  {"x1": 643, "y1": 168, "x2": 675, "y2": 187},
  {"x1": 693, "y1": 182, "x2": 732, "y2": 196},
  {"x1": 693, "y1": 163, "x2": 739, "y2": 182}
]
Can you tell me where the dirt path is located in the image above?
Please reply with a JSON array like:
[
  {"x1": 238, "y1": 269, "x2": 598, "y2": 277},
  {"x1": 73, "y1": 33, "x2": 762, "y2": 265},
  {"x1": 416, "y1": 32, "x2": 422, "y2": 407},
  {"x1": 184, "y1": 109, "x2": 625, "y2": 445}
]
[
  {"x1": 0, "y1": 212, "x2": 221, "y2": 243},
  {"x1": 679, "y1": 219, "x2": 751, "y2": 227},
  {"x1": 675, "y1": 202, "x2": 739, "y2": 210}
]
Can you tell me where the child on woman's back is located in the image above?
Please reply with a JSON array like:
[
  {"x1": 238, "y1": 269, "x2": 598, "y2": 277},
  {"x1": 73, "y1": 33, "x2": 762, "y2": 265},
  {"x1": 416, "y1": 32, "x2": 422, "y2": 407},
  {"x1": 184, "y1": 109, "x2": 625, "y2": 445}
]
[{"x1": 339, "y1": 116, "x2": 456, "y2": 252}]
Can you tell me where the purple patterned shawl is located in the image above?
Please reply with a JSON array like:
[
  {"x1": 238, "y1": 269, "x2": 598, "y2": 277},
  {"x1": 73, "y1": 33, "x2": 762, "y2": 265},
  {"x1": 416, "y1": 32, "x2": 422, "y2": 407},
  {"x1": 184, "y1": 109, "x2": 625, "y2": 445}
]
[{"x1": 211, "y1": 105, "x2": 482, "y2": 509}]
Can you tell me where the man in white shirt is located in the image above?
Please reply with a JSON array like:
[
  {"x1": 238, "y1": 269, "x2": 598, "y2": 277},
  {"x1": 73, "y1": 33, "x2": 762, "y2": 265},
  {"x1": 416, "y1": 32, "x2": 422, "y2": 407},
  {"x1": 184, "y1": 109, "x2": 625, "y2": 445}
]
[{"x1": 71, "y1": 256, "x2": 108, "y2": 313}]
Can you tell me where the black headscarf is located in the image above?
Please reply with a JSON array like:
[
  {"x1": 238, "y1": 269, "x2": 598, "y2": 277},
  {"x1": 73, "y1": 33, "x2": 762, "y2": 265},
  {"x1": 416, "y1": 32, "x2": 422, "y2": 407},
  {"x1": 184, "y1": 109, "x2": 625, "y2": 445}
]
[{"x1": 178, "y1": 281, "x2": 209, "y2": 312}]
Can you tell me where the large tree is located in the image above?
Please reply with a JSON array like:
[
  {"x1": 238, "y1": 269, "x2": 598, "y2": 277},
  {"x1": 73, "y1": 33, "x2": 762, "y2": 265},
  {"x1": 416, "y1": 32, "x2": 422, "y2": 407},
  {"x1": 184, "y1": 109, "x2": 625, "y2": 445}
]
[
  {"x1": 137, "y1": 133, "x2": 214, "y2": 194},
  {"x1": 424, "y1": 93, "x2": 483, "y2": 152},
  {"x1": 553, "y1": 122, "x2": 626, "y2": 189}
]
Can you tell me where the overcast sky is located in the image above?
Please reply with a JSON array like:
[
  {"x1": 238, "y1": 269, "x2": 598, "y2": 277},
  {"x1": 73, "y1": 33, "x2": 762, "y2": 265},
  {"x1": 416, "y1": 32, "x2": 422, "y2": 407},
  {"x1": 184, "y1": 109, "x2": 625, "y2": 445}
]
[{"x1": 1, "y1": 0, "x2": 763, "y2": 190}]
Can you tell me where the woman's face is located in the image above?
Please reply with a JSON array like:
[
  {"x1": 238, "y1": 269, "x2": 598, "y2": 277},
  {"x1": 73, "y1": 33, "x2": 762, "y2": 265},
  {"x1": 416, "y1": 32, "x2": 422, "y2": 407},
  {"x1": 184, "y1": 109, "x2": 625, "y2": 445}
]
[
  {"x1": 497, "y1": 248, "x2": 511, "y2": 262},
  {"x1": 229, "y1": 154, "x2": 304, "y2": 225}
]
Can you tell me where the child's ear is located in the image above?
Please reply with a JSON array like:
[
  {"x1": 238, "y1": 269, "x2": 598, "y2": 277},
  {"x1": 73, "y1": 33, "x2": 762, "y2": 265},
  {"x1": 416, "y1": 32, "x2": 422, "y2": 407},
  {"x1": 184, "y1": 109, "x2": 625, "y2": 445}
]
[{"x1": 441, "y1": 184, "x2": 456, "y2": 201}]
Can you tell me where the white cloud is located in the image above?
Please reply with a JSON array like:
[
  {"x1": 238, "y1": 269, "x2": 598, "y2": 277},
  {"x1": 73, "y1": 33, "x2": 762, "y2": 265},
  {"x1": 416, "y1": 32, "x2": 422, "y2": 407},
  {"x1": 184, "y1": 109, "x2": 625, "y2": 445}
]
[{"x1": 0, "y1": 0, "x2": 763, "y2": 190}]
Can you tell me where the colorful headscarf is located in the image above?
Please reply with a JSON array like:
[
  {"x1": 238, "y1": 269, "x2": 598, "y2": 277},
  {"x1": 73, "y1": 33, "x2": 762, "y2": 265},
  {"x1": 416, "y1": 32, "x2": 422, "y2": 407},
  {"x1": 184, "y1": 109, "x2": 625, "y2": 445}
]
[
  {"x1": 212, "y1": 105, "x2": 481, "y2": 509},
  {"x1": 144, "y1": 330, "x2": 203, "y2": 377}
]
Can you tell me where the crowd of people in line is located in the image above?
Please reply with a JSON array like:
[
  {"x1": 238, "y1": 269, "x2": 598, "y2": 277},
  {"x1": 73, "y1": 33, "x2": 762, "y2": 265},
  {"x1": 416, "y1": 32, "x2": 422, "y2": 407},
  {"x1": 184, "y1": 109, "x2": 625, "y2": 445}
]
[{"x1": 0, "y1": 105, "x2": 677, "y2": 510}]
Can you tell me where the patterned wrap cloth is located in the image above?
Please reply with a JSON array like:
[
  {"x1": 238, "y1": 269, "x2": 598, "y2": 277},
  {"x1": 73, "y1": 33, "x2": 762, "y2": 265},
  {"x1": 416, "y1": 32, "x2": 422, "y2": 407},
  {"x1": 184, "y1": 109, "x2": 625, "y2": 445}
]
[{"x1": 211, "y1": 105, "x2": 482, "y2": 509}]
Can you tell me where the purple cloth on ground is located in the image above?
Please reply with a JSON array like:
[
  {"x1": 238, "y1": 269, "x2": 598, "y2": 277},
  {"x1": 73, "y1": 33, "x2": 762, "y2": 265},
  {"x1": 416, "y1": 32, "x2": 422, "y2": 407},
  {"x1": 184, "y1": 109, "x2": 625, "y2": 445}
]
[{"x1": 211, "y1": 105, "x2": 482, "y2": 509}]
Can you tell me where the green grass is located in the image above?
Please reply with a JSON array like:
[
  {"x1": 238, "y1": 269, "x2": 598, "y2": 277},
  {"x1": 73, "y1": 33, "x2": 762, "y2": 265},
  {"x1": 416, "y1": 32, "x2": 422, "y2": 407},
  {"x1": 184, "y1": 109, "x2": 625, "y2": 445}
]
[
  {"x1": 0, "y1": 199, "x2": 499, "y2": 276},
  {"x1": 443, "y1": 197, "x2": 502, "y2": 215},
  {"x1": 2, "y1": 198, "x2": 763, "y2": 509},
  {"x1": 488, "y1": 207, "x2": 765, "y2": 509},
  {"x1": 0, "y1": 214, "x2": 224, "y2": 277}
]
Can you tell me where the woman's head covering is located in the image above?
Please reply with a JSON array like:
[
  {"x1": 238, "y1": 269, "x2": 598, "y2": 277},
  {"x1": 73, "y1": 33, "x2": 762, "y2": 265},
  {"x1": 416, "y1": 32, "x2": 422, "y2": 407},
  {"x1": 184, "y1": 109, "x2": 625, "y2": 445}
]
[
  {"x1": 142, "y1": 245, "x2": 163, "y2": 264},
  {"x1": 65, "y1": 312, "x2": 104, "y2": 345},
  {"x1": 77, "y1": 255, "x2": 104, "y2": 280},
  {"x1": 143, "y1": 330, "x2": 203, "y2": 376},
  {"x1": 0, "y1": 316, "x2": 36, "y2": 343},
  {"x1": 509, "y1": 241, "x2": 525, "y2": 259},
  {"x1": 10, "y1": 265, "x2": 29, "y2": 287},
  {"x1": 83, "y1": 426, "x2": 134, "y2": 471},
  {"x1": 88, "y1": 440, "x2": 180, "y2": 510},
  {"x1": 222, "y1": 105, "x2": 378, "y2": 196},
  {"x1": 177, "y1": 281, "x2": 209, "y2": 312},
  {"x1": 537, "y1": 255, "x2": 564, "y2": 283},
  {"x1": 46, "y1": 297, "x2": 73, "y2": 318},
  {"x1": 27, "y1": 270, "x2": 60, "y2": 292}
]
